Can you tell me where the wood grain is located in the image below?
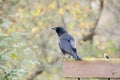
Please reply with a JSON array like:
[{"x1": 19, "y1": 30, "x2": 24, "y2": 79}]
[{"x1": 63, "y1": 59, "x2": 120, "y2": 78}]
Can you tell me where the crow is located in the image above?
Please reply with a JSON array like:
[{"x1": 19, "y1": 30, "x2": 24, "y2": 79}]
[{"x1": 52, "y1": 26, "x2": 82, "y2": 60}]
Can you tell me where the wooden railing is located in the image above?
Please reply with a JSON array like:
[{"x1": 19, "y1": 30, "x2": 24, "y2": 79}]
[{"x1": 63, "y1": 59, "x2": 120, "y2": 80}]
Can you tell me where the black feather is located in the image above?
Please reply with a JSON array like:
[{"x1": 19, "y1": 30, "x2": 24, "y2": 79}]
[{"x1": 52, "y1": 26, "x2": 82, "y2": 60}]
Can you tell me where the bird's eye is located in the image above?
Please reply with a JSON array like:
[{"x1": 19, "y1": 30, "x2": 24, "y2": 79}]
[{"x1": 68, "y1": 40, "x2": 70, "y2": 42}]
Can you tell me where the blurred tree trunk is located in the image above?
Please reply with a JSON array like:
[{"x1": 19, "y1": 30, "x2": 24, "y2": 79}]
[
  {"x1": 83, "y1": 0, "x2": 120, "y2": 46},
  {"x1": 82, "y1": 0, "x2": 104, "y2": 43},
  {"x1": 95, "y1": 0, "x2": 120, "y2": 46}
]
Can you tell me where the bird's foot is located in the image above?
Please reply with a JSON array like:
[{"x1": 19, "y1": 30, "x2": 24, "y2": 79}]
[
  {"x1": 62, "y1": 56, "x2": 68, "y2": 61},
  {"x1": 68, "y1": 55, "x2": 72, "y2": 58}
]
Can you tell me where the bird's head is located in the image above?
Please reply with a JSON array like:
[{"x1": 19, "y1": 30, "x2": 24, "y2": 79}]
[{"x1": 52, "y1": 26, "x2": 67, "y2": 36}]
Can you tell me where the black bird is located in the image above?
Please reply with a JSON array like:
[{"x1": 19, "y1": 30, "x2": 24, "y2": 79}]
[
  {"x1": 52, "y1": 26, "x2": 82, "y2": 60},
  {"x1": 104, "y1": 53, "x2": 109, "y2": 59}
]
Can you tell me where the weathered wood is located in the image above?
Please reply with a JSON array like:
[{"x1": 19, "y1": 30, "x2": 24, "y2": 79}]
[{"x1": 63, "y1": 59, "x2": 120, "y2": 78}]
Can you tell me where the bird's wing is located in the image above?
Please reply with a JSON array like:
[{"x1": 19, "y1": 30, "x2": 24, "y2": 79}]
[
  {"x1": 69, "y1": 39, "x2": 77, "y2": 52},
  {"x1": 69, "y1": 39, "x2": 76, "y2": 49},
  {"x1": 60, "y1": 33, "x2": 77, "y2": 52},
  {"x1": 59, "y1": 42, "x2": 66, "y2": 54},
  {"x1": 59, "y1": 38, "x2": 73, "y2": 54},
  {"x1": 66, "y1": 34, "x2": 77, "y2": 52},
  {"x1": 59, "y1": 34, "x2": 81, "y2": 60}
]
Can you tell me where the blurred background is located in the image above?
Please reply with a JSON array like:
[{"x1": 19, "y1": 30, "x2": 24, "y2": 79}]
[{"x1": 0, "y1": 0, "x2": 120, "y2": 80}]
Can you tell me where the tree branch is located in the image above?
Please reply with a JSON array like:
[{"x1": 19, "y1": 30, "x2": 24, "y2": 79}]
[
  {"x1": 56, "y1": 0, "x2": 66, "y2": 27},
  {"x1": 28, "y1": 69, "x2": 43, "y2": 80},
  {"x1": 83, "y1": 0, "x2": 104, "y2": 43}
]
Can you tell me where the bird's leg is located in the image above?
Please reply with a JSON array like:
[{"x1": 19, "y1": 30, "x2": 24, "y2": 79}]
[
  {"x1": 68, "y1": 55, "x2": 72, "y2": 58},
  {"x1": 62, "y1": 55, "x2": 68, "y2": 61},
  {"x1": 62, "y1": 55, "x2": 65, "y2": 59}
]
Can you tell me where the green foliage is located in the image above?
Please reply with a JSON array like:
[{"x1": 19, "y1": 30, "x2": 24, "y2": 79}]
[
  {"x1": 0, "y1": 17, "x2": 39, "y2": 80},
  {"x1": 0, "y1": 0, "x2": 120, "y2": 80}
]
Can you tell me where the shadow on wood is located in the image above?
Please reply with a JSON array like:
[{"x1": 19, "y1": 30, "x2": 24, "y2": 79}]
[{"x1": 63, "y1": 59, "x2": 120, "y2": 78}]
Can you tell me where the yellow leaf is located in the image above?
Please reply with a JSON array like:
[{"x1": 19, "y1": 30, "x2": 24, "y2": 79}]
[
  {"x1": 32, "y1": 5, "x2": 45, "y2": 16},
  {"x1": 62, "y1": 0, "x2": 67, "y2": 3},
  {"x1": 79, "y1": 22, "x2": 86, "y2": 28},
  {"x1": 65, "y1": 5, "x2": 70, "y2": 11},
  {"x1": 32, "y1": 27, "x2": 39, "y2": 33},
  {"x1": 36, "y1": 9, "x2": 41, "y2": 16},
  {"x1": 12, "y1": 53, "x2": 17, "y2": 60},
  {"x1": 38, "y1": 21, "x2": 44, "y2": 27},
  {"x1": 49, "y1": 1, "x2": 57, "y2": 9},
  {"x1": 18, "y1": 6, "x2": 24, "y2": 12},
  {"x1": 58, "y1": 8, "x2": 64, "y2": 15}
]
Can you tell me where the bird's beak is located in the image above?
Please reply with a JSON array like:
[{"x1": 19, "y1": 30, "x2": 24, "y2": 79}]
[{"x1": 51, "y1": 27, "x2": 56, "y2": 30}]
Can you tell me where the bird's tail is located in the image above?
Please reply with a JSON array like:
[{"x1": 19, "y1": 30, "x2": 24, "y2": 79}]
[{"x1": 72, "y1": 53, "x2": 82, "y2": 60}]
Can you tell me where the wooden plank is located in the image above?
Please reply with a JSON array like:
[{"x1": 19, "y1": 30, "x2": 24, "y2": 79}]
[{"x1": 63, "y1": 59, "x2": 120, "y2": 78}]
